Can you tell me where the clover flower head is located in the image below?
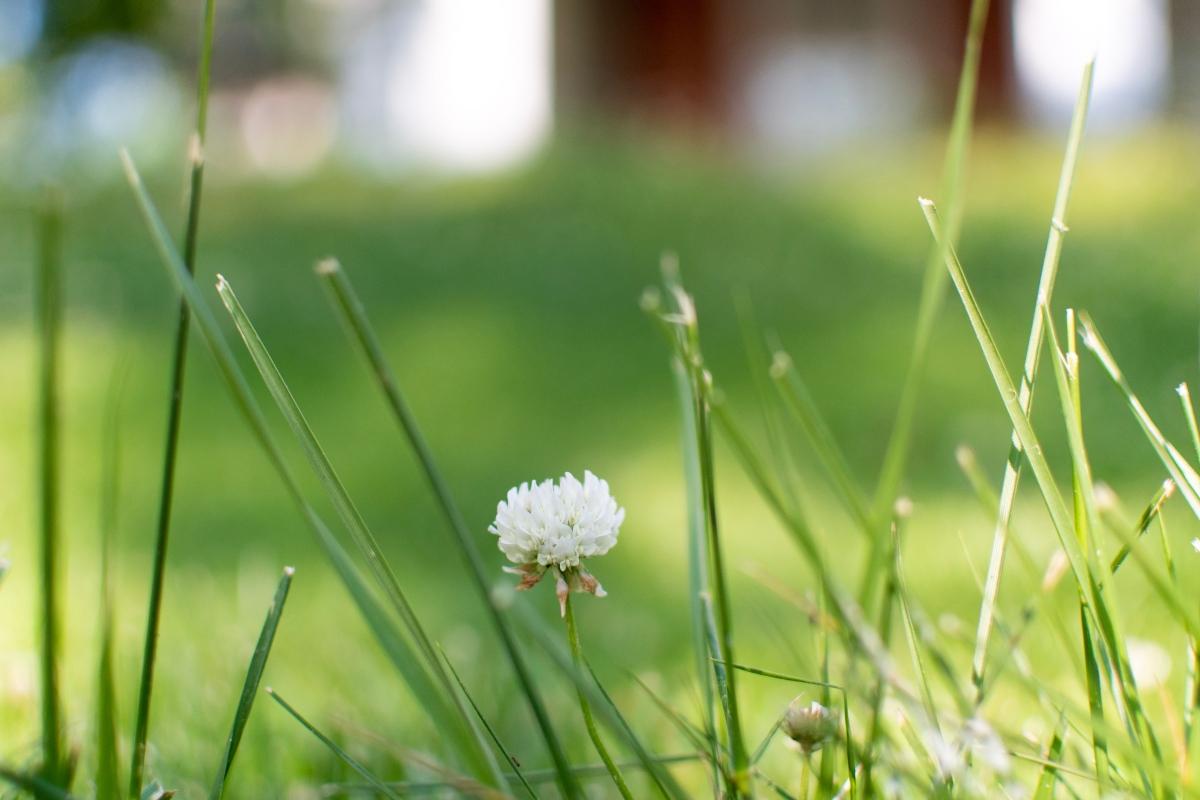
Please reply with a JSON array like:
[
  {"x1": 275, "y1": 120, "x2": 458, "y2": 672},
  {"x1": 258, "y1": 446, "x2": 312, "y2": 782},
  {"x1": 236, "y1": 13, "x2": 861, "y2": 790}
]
[
  {"x1": 782, "y1": 698, "x2": 838, "y2": 754},
  {"x1": 489, "y1": 470, "x2": 623, "y2": 615}
]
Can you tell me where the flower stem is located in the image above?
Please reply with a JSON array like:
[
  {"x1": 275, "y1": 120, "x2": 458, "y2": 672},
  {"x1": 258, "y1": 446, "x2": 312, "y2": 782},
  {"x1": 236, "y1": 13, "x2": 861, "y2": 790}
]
[
  {"x1": 798, "y1": 755, "x2": 812, "y2": 800},
  {"x1": 563, "y1": 595, "x2": 634, "y2": 800}
]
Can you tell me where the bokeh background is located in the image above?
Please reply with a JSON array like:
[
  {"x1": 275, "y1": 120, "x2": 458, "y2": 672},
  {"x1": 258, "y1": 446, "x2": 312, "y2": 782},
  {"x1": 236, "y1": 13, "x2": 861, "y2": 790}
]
[{"x1": 2, "y1": 0, "x2": 1200, "y2": 795}]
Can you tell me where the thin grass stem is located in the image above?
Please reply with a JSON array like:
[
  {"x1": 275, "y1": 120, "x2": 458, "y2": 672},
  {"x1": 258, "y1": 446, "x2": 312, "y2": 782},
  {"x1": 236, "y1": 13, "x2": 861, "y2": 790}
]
[
  {"x1": 35, "y1": 186, "x2": 64, "y2": 787},
  {"x1": 209, "y1": 567, "x2": 294, "y2": 800},
  {"x1": 129, "y1": 2, "x2": 218, "y2": 794},
  {"x1": 971, "y1": 60, "x2": 1094, "y2": 697},
  {"x1": 564, "y1": 596, "x2": 635, "y2": 799},
  {"x1": 96, "y1": 373, "x2": 125, "y2": 800},
  {"x1": 870, "y1": 0, "x2": 990, "y2": 533}
]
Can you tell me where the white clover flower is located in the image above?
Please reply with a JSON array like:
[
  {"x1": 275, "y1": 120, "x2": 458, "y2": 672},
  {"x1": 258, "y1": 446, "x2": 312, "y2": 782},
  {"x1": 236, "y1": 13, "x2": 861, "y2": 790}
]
[{"x1": 489, "y1": 470, "x2": 623, "y2": 614}]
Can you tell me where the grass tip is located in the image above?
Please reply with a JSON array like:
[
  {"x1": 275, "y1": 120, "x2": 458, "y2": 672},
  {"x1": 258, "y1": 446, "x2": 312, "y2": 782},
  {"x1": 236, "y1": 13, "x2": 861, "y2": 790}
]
[
  {"x1": 1163, "y1": 479, "x2": 1177, "y2": 497},
  {"x1": 1192, "y1": 538, "x2": 1199, "y2": 553},
  {"x1": 639, "y1": 286, "x2": 661, "y2": 313},
  {"x1": 659, "y1": 251, "x2": 680, "y2": 282},
  {"x1": 315, "y1": 258, "x2": 341, "y2": 276},
  {"x1": 1041, "y1": 550, "x2": 1069, "y2": 593},
  {"x1": 954, "y1": 444, "x2": 975, "y2": 469},
  {"x1": 118, "y1": 147, "x2": 138, "y2": 182},
  {"x1": 215, "y1": 274, "x2": 230, "y2": 292},
  {"x1": 769, "y1": 350, "x2": 792, "y2": 379},
  {"x1": 1094, "y1": 482, "x2": 1117, "y2": 511},
  {"x1": 283, "y1": 566, "x2": 296, "y2": 577},
  {"x1": 1177, "y1": 382, "x2": 1189, "y2": 398},
  {"x1": 264, "y1": 686, "x2": 275, "y2": 696},
  {"x1": 188, "y1": 132, "x2": 205, "y2": 167},
  {"x1": 893, "y1": 496, "x2": 914, "y2": 519},
  {"x1": 917, "y1": 195, "x2": 936, "y2": 209}
]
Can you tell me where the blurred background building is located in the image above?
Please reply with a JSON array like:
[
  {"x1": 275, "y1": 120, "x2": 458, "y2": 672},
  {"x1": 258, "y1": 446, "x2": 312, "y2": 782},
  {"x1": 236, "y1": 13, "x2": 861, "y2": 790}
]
[{"x1": 1, "y1": 0, "x2": 1190, "y2": 183}]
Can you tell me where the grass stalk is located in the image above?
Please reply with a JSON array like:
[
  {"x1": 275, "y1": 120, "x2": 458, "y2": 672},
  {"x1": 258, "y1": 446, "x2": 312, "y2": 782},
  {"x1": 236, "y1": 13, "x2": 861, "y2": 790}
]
[
  {"x1": 214, "y1": 275, "x2": 507, "y2": 787},
  {"x1": 96, "y1": 375, "x2": 124, "y2": 800},
  {"x1": 870, "y1": 0, "x2": 990, "y2": 521},
  {"x1": 209, "y1": 567, "x2": 294, "y2": 800},
  {"x1": 971, "y1": 59, "x2": 1095, "y2": 698},
  {"x1": 664, "y1": 274, "x2": 752, "y2": 796},
  {"x1": 315, "y1": 258, "x2": 580, "y2": 797},
  {"x1": 671, "y1": 351, "x2": 720, "y2": 791},
  {"x1": 564, "y1": 595, "x2": 635, "y2": 799},
  {"x1": 919, "y1": 198, "x2": 1097, "y2": 615},
  {"x1": 129, "y1": 1, "x2": 217, "y2": 794},
  {"x1": 35, "y1": 186, "x2": 65, "y2": 787}
]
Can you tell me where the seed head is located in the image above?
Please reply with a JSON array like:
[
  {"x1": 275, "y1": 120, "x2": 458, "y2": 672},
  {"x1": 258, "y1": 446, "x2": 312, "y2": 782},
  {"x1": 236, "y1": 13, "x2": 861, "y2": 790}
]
[{"x1": 782, "y1": 698, "x2": 837, "y2": 754}]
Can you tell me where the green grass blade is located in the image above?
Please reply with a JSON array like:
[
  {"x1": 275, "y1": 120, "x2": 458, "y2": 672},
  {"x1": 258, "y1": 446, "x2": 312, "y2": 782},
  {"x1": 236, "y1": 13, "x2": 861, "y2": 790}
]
[
  {"x1": 1078, "y1": 314, "x2": 1200, "y2": 521},
  {"x1": 315, "y1": 257, "x2": 579, "y2": 798},
  {"x1": 1032, "y1": 714, "x2": 1068, "y2": 800},
  {"x1": 209, "y1": 567, "x2": 294, "y2": 800},
  {"x1": 1177, "y1": 383, "x2": 1200, "y2": 463},
  {"x1": 971, "y1": 60, "x2": 1094, "y2": 694},
  {"x1": 919, "y1": 198, "x2": 1096, "y2": 616},
  {"x1": 671, "y1": 352, "x2": 720, "y2": 789},
  {"x1": 0, "y1": 766, "x2": 78, "y2": 800},
  {"x1": 871, "y1": 0, "x2": 991, "y2": 520},
  {"x1": 265, "y1": 688, "x2": 402, "y2": 800},
  {"x1": 97, "y1": 375, "x2": 124, "y2": 800},
  {"x1": 1109, "y1": 480, "x2": 1173, "y2": 574},
  {"x1": 130, "y1": 1, "x2": 218, "y2": 793},
  {"x1": 214, "y1": 275, "x2": 505, "y2": 787},
  {"x1": 119, "y1": 153, "x2": 499, "y2": 785},
  {"x1": 564, "y1": 596, "x2": 635, "y2": 799},
  {"x1": 438, "y1": 648, "x2": 537, "y2": 800},
  {"x1": 770, "y1": 351, "x2": 871, "y2": 533},
  {"x1": 659, "y1": 272, "x2": 750, "y2": 796},
  {"x1": 35, "y1": 186, "x2": 65, "y2": 787},
  {"x1": 893, "y1": 530, "x2": 943, "y2": 734}
]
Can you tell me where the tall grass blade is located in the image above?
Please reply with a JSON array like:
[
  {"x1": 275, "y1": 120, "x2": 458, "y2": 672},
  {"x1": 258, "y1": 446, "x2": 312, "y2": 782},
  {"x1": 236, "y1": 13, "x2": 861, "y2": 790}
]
[
  {"x1": 209, "y1": 566, "x2": 294, "y2": 800},
  {"x1": 770, "y1": 351, "x2": 871, "y2": 532},
  {"x1": 564, "y1": 596, "x2": 635, "y2": 799},
  {"x1": 919, "y1": 198, "x2": 1096, "y2": 614},
  {"x1": 1109, "y1": 480, "x2": 1174, "y2": 574},
  {"x1": 1031, "y1": 714, "x2": 1067, "y2": 800},
  {"x1": 672, "y1": 352, "x2": 720, "y2": 791},
  {"x1": 1079, "y1": 314, "x2": 1200, "y2": 521},
  {"x1": 97, "y1": 375, "x2": 124, "y2": 800},
  {"x1": 971, "y1": 60, "x2": 1094, "y2": 695},
  {"x1": 871, "y1": 0, "x2": 990, "y2": 520},
  {"x1": 0, "y1": 767, "x2": 78, "y2": 800},
  {"x1": 315, "y1": 258, "x2": 580, "y2": 797},
  {"x1": 214, "y1": 275, "x2": 506, "y2": 786},
  {"x1": 120, "y1": 153, "x2": 499, "y2": 785},
  {"x1": 658, "y1": 268, "x2": 751, "y2": 796},
  {"x1": 130, "y1": 2, "x2": 218, "y2": 794},
  {"x1": 35, "y1": 185, "x2": 65, "y2": 787},
  {"x1": 265, "y1": 688, "x2": 402, "y2": 800}
]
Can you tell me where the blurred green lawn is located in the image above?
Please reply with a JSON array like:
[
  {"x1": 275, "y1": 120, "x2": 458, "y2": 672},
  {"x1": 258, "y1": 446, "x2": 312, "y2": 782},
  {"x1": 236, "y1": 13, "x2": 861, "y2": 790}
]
[{"x1": 2, "y1": 131, "x2": 1199, "y2": 795}]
